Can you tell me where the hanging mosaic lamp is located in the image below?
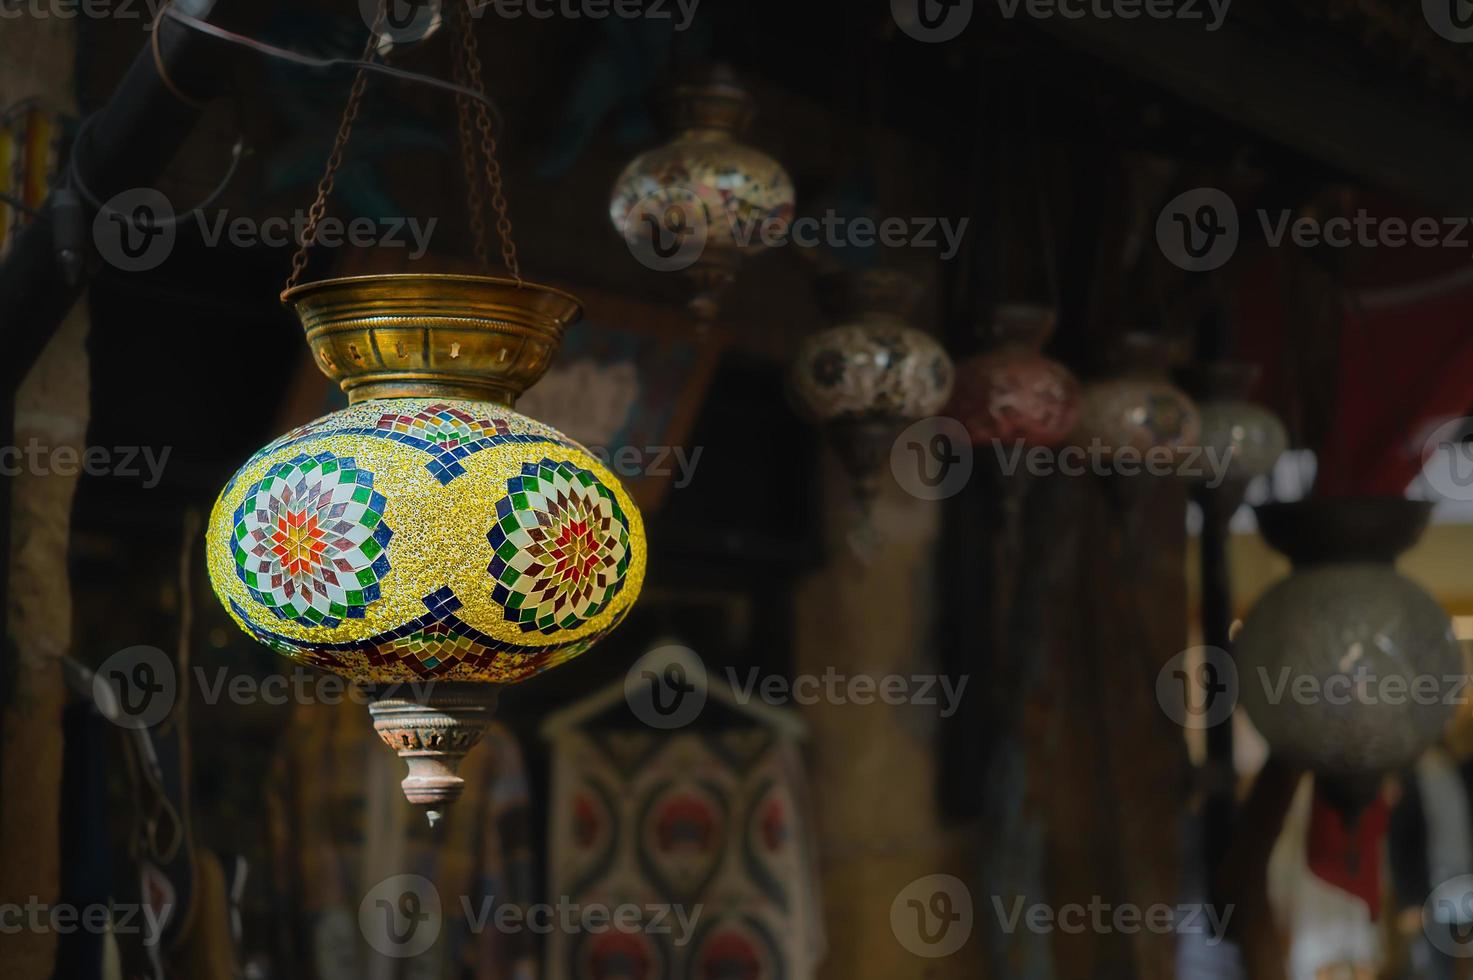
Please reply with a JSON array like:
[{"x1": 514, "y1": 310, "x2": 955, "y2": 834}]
[
  {"x1": 609, "y1": 64, "x2": 795, "y2": 321},
  {"x1": 1071, "y1": 331, "x2": 1200, "y2": 458},
  {"x1": 1234, "y1": 499, "x2": 1459, "y2": 785},
  {"x1": 946, "y1": 303, "x2": 1080, "y2": 448},
  {"x1": 788, "y1": 269, "x2": 954, "y2": 509},
  {"x1": 206, "y1": 276, "x2": 645, "y2": 823},
  {"x1": 205, "y1": 6, "x2": 645, "y2": 826},
  {"x1": 1185, "y1": 361, "x2": 1288, "y2": 485}
]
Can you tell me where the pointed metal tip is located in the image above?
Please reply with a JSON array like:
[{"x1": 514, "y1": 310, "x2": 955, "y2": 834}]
[{"x1": 426, "y1": 809, "x2": 443, "y2": 830}]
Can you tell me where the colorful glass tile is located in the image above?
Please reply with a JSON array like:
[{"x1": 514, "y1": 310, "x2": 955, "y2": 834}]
[{"x1": 207, "y1": 398, "x2": 646, "y2": 684}]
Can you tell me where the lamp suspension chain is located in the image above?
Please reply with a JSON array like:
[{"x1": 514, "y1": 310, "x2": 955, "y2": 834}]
[
  {"x1": 284, "y1": 0, "x2": 523, "y2": 292},
  {"x1": 283, "y1": 1, "x2": 385, "y2": 293},
  {"x1": 452, "y1": 12, "x2": 491, "y2": 269},
  {"x1": 455, "y1": 0, "x2": 521, "y2": 283}
]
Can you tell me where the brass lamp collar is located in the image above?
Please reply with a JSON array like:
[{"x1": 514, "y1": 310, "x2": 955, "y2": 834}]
[{"x1": 282, "y1": 273, "x2": 583, "y2": 407}]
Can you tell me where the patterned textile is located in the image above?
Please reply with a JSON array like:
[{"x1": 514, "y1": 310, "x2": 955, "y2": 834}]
[
  {"x1": 266, "y1": 700, "x2": 537, "y2": 980},
  {"x1": 545, "y1": 716, "x2": 824, "y2": 980}
]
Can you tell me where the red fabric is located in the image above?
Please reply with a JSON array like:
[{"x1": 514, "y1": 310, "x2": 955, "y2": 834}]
[
  {"x1": 1304, "y1": 785, "x2": 1389, "y2": 919},
  {"x1": 1316, "y1": 290, "x2": 1473, "y2": 497},
  {"x1": 1233, "y1": 193, "x2": 1473, "y2": 497}
]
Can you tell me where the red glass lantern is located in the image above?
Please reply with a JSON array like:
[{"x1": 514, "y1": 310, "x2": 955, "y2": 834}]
[{"x1": 946, "y1": 304, "x2": 1080, "y2": 447}]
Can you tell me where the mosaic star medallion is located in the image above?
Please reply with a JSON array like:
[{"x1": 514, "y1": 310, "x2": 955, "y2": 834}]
[
  {"x1": 231, "y1": 452, "x2": 392, "y2": 628},
  {"x1": 489, "y1": 459, "x2": 632, "y2": 635},
  {"x1": 206, "y1": 398, "x2": 646, "y2": 684}
]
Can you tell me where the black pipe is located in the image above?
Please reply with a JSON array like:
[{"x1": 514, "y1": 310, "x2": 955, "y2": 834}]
[
  {"x1": 0, "y1": 0, "x2": 240, "y2": 849},
  {"x1": 0, "y1": 0, "x2": 234, "y2": 401}
]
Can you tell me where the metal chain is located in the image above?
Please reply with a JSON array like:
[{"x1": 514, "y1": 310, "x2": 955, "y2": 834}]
[
  {"x1": 452, "y1": 3, "x2": 490, "y2": 268},
  {"x1": 283, "y1": 1, "x2": 386, "y2": 293},
  {"x1": 456, "y1": 0, "x2": 521, "y2": 282}
]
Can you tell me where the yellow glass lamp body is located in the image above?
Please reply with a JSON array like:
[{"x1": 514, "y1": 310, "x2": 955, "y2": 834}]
[{"x1": 205, "y1": 274, "x2": 646, "y2": 820}]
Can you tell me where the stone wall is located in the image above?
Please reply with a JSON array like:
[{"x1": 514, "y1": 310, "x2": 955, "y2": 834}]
[{"x1": 0, "y1": 17, "x2": 86, "y2": 980}]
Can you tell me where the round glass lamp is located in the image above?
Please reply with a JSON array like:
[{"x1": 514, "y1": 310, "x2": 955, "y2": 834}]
[
  {"x1": 610, "y1": 65, "x2": 795, "y2": 321},
  {"x1": 788, "y1": 269, "x2": 953, "y2": 509},
  {"x1": 947, "y1": 303, "x2": 1080, "y2": 448},
  {"x1": 206, "y1": 274, "x2": 646, "y2": 823},
  {"x1": 1234, "y1": 499, "x2": 1459, "y2": 780}
]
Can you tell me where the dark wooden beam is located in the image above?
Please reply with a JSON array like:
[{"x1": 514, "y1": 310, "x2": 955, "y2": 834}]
[{"x1": 1033, "y1": 9, "x2": 1473, "y2": 212}]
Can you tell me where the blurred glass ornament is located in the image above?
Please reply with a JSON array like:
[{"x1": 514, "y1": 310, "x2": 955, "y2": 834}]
[
  {"x1": 1073, "y1": 331, "x2": 1200, "y2": 457},
  {"x1": 1185, "y1": 361, "x2": 1288, "y2": 484},
  {"x1": 788, "y1": 269, "x2": 954, "y2": 513},
  {"x1": 610, "y1": 65, "x2": 795, "y2": 321},
  {"x1": 206, "y1": 275, "x2": 646, "y2": 824},
  {"x1": 946, "y1": 303, "x2": 1080, "y2": 448},
  {"x1": 1234, "y1": 499, "x2": 1459, "y2": 780}
]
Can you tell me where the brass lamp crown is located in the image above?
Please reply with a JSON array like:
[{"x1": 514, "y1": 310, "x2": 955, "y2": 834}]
[{"x1": 283, "y1": 274, "x2": 583, "y2": 407}]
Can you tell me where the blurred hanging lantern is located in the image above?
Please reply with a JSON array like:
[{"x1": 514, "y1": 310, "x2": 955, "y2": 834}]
[
  {"x1": 788, "y1": 269, "x2": 954, "y2": 511},
  {"x1": 946, "y1": 303, "x2": 1080, "y2": 448},
  {"x1": 205, "y1": 3, "x2": 645, "y2": 826},
  {"x1": 1072, "y1": 331, "x2": 1200, "y2": 457},
  {"x1": 609, "y1": 65, "x2": 795, "y2": 321},
  {"x1": 1234, "y1": 499, "x2": 1459, "y2": 784},
  {"x1": 1186, "y1": 361, "x2": 1288, "y2": 485}
]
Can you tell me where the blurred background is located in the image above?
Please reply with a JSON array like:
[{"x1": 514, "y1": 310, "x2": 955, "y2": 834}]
[{"x1": 3, "y1": 1, "x2": 1473, "y2": 979}]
